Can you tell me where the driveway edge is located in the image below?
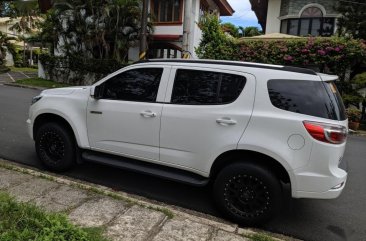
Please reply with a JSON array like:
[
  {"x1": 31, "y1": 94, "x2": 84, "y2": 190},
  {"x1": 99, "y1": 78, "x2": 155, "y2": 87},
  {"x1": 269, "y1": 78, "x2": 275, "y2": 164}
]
[
  {"x1": 3, "y1": 82, "x2": 47, "y2": 90},
  {"x1": 0, "y1": 159, "x2": 298, "y2": 241}
]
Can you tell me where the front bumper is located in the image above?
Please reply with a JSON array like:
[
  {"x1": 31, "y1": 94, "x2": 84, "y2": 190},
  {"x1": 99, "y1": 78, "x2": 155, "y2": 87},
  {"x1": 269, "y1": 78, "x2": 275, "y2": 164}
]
[{"x1": 26, "y1": 118, "x2": 33, "y2": 140}]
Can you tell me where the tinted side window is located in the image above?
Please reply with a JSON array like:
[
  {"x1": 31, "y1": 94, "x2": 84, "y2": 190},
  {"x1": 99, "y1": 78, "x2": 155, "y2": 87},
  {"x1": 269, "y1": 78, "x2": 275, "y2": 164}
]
[
  {"x1": 171, "y1": 69, "x2": 246, "y2": 105},
  {"x1": 102, "y1": 68, "x2": 163, "y2": 102},
  {"x1": 268, "y1": 79, "x2": 345, "y2": 120}
]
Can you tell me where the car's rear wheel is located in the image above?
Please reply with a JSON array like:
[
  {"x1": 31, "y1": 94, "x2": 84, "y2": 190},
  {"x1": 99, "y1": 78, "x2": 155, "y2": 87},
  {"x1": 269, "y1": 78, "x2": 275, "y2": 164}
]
[
  {"x1": 213, "y1": 162, "x2": 282, "y2": 226},
  {"x1": 35, "y1": 122, "x2": 75, "y2": 172}
]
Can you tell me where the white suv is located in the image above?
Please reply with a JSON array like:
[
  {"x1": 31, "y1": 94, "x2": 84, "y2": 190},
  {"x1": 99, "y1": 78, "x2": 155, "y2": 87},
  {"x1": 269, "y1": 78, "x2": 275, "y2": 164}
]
[{"x1": 27, "y1": 59, "x2": 348, "y2": 225}]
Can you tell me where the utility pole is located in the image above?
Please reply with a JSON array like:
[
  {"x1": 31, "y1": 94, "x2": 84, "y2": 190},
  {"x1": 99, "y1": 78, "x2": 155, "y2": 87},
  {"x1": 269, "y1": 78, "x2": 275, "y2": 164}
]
[{"x1": 139, "y1": 0, "x2": 149, "y2": 60}]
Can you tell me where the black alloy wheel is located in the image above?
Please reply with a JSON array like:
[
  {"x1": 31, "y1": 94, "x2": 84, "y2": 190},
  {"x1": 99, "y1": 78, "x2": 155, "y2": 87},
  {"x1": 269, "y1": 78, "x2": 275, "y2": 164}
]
[
  {"x1": 35, "y1": 122, "x2": 76, "y2": 171},
  {"x1": 213, "y1": 162, "x2": 282, "y2": 226}
]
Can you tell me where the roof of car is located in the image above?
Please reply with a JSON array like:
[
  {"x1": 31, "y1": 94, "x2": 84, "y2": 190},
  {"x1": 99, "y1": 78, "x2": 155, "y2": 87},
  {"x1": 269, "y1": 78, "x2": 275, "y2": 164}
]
[{"x1": 135, "y1": 59, "x2": 318, "y2": 76}]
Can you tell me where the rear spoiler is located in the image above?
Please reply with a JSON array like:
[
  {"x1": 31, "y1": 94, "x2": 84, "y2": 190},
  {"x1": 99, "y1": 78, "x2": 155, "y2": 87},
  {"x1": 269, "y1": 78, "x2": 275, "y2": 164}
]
[{"x1": 317, "y1": 73, "x2": 339, "y2": 82}]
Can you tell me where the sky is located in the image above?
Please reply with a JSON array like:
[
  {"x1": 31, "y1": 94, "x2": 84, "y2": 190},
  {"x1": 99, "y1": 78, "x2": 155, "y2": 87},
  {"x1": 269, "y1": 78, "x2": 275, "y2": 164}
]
[{"x1": 220, "y1": 0, "x2": 261, "y2": 29}]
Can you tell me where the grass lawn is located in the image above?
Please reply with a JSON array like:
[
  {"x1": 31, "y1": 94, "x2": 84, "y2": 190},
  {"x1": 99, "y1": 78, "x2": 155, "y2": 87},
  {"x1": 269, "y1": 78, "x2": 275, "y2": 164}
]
[
  {"x1": 0, "y1": 192, "x2": 109, "y2": 241},
  {"x1": 9, "y1": 66, "x2": 38, "y2": 72},
  {"x1": 16, "y1": 77, "x2": 70, "y2": 88}
]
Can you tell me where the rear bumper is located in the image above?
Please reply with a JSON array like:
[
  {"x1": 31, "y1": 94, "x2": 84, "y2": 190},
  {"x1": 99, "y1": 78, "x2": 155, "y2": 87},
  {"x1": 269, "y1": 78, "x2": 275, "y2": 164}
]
[
  {"x1": 290, "y1": 140, "x2": 348, "y2": 199},
  {"x1": 293, "y1": 171, "x2": 347, "y2": 199}
]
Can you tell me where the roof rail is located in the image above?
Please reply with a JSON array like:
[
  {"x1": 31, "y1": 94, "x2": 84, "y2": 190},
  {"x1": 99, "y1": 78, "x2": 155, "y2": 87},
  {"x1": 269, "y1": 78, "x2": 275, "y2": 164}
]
[{"x1": 133, "y1": 59, "x2": 317, "y2": 76}]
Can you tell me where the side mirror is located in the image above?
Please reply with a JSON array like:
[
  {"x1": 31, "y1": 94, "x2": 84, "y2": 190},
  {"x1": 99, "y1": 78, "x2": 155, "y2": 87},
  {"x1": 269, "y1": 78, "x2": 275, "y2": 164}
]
[{"x1": 90, "y1": 85, "x2": 103, "y2": 99}]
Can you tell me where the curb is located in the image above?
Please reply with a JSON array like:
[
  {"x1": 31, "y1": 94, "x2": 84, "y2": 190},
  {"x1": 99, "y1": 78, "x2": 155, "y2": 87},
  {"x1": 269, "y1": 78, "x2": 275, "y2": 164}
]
[
  {"x1": 3, "y1": 82, "x2": 46, "y2": 91},
  {"x1": 0, "y1": 159, "x2": 298, "y2": 241}
]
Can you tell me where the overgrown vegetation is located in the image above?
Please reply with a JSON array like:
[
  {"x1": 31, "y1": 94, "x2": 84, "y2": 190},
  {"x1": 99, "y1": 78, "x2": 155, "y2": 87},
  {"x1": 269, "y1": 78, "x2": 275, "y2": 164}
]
[
  {"x1": 0, "y1": 192, "x2": 108, "y2": 241},
  {"x1": 16, "y1": 77, "x2": 70, "y2": 88}
]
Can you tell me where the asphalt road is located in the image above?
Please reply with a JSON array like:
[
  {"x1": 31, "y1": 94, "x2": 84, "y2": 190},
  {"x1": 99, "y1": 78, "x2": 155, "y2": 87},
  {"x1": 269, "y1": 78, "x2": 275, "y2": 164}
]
[{"x1": 0, "y1": 84, "x2": 365, "y2": 241}]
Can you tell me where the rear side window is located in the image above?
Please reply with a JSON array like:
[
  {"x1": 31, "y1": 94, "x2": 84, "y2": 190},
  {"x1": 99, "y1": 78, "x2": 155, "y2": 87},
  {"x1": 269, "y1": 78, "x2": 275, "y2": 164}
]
[
  {"x1": 268, "y1": 79, "x2": 346, "y2": 120},
  {"x1": 171, "y1": 69, "x2": 246, "y2": 105}
]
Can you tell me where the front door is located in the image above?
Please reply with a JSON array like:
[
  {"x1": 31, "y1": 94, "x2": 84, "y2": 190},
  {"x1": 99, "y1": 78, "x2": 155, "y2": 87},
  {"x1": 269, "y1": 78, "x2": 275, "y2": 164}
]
[{"x1": 87, "y1": 66, "x2": 169, "y2": 161}]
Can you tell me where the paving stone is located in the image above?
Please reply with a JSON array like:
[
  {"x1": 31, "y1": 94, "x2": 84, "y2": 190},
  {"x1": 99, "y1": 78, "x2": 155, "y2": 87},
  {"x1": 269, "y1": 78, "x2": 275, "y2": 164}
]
[
  {"x1": 69, "y1": 197, "x2": 128, "y2": 227},
  {"x1": 8, "y1": 178, "x2": 59, "y2": 202},
  {"x1": 33, "y1": 185, "x2": 89, "y2": 211},
  {"x1": 173, "y1": 209, "x2": 237, "y2": 233},
  {"x1": 106, "y1": 205, "x2": 166, "y2": 241},
  {"x1": 237, "y1": 228, "x2": 257, "y2": 237},
  {"x1": 0, "y1": 168, "x2": 33, "y2": 190},
  {"x1": 153, "y1": 218, "x2": 212, "y2": 241},
  {"x1": 212, "y1": 230, "x2": 249, "y2": 241}
]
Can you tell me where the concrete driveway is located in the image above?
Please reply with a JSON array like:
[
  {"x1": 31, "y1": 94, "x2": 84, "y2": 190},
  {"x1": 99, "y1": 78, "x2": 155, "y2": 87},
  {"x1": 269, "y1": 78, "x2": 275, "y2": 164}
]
[{"x1": 0, "y1": 70, "x2": 38, "y2": 83}]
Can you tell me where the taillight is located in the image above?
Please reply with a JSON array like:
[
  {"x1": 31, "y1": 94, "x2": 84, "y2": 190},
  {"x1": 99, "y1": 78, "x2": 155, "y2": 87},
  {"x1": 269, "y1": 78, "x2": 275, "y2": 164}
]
[{"x1": 303, "y1": 121, "x2": 347, "y2": 144}]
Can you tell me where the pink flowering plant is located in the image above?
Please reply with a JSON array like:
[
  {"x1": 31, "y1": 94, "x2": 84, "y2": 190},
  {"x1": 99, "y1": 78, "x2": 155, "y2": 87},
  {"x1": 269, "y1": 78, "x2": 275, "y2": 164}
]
[{"x1": 235, "y1": 37, "x2": 366, "y2": 78}]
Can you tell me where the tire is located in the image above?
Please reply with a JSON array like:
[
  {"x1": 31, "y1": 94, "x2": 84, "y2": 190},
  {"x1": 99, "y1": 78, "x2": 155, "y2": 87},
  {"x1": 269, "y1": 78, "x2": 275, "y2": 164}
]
[
  {"x1": 35, "y1": 122, "x2": 76, "y2": 172},
  {"x1": 213, "y1": 162, "x2": 282, "y2": 226}
]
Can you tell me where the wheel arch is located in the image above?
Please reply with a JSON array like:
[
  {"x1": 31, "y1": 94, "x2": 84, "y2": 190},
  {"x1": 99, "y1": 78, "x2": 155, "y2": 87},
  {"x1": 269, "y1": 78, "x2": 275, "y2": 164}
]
[
  {"x1": 33, "y1": 113, "x2": 78, "y2": 145},
  {"x1": 210, "y1": 150, "x2": 291, "y2": 185}
]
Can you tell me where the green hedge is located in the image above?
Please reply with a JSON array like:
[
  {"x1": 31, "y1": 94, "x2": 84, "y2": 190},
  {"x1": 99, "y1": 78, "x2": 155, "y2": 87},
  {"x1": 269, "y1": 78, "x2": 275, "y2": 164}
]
[
  {"x1": 39, "y1": 54, "x2": 126, "y2": 84},
  {"x1": 236, "y1": 37, "x2": 366, "y2": 76}
]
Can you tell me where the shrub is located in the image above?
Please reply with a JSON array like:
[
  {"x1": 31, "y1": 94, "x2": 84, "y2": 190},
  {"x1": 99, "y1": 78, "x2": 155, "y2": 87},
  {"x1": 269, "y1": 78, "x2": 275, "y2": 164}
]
[
  {"x1": 39, "y1": 54, "x2": 126, "y2": 85},
  {"x1": 346, "y1": 108, "x2": 362, "y2": 122},
  {"x1": 236, "y1": 37, "x2": 366, "y2": 78},
  {"x1": 195, "y1": 13, "x2": 238, "y2": 60},
  {"x1": 0, "y1": 65, "x2": 10, "y2": 74},
  {"x1": 352, "y1": 72, "x2": 366, "y2": 89}
]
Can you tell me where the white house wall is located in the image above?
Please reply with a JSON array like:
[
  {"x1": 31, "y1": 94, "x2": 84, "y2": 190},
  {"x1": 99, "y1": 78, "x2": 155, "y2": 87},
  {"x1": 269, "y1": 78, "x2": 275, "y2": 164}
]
[
  {"x1": 266, "y1": 0, "x2": 282, "y2": 34},
  {"x1": 154, "y1": 25, "x2": 184, "y2": 35}
]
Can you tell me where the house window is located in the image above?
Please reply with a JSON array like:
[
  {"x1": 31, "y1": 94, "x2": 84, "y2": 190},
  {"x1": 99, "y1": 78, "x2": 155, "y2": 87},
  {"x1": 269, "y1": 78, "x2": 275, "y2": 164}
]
[
  {"x1": 153, "y1": 0, "x2": 182, "y2": 23},
  {"x1": 280, "y1": 6, "x2": 335, "y2": 37},
  {"x1": 301, "y1": 7, "x2": 323, "y2": 17}
]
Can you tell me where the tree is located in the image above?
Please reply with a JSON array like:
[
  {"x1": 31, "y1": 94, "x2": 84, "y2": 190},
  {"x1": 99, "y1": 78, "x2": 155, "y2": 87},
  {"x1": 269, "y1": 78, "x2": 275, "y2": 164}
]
[
  {"x1": 196, "y1": 13, "x2": 236, "y2": 59},
  {"x1": 336, "y1": 0, "x2": 366, "y2": 39},
  {"x1": 221, "y1": 22, "x2": 239, "y2": 38},
  {"x1": 0, "y1": 32, "x2": 16, "y2": 67},
  {"x1": 37, "y1": 0, "x2": 145, "y2": 63},
  {"x1": 243, "y1": 26, "x2": 262, "y2": 37}
]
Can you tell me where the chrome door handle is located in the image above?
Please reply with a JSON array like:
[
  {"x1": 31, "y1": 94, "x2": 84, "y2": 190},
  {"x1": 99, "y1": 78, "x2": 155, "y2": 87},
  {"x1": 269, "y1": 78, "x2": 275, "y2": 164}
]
[
  {"x1": 216, "y1": 117, "x2": 237, "y2": 126},
  {"x1": 140, "y1": 110, "x2": 157, "y2": 118}
]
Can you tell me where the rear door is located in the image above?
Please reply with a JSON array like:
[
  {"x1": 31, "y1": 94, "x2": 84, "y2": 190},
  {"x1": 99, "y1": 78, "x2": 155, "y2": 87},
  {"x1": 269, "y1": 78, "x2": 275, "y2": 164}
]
[{"x1": 159, "y1": 66, "x2": 256, "y2": 174}]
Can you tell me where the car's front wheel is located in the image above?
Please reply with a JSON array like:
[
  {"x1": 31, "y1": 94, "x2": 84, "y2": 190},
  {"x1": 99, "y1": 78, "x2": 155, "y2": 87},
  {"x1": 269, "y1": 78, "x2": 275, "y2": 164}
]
[
  {"x1": 213, "y1": 162, "x2": 282, "y2": 226},
  {"x1": 35, "y1": 122, "x2": 76, "y2": 172}
]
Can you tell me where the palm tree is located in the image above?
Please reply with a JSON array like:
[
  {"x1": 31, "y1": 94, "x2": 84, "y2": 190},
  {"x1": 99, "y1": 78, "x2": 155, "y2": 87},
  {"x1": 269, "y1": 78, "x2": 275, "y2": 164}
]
[
  {"x1": 41, "y1": 0, "x2": 145, "y2": 62},
  {"x1": 7, "y1": 1, "x2": 41, "y2": 64}
]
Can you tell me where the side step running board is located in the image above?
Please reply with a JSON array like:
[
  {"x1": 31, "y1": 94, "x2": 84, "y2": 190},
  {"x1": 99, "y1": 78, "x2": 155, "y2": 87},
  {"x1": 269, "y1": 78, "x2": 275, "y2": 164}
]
[{"x1": 82, "y1": 151, "x2": 209, "y2": 187}]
